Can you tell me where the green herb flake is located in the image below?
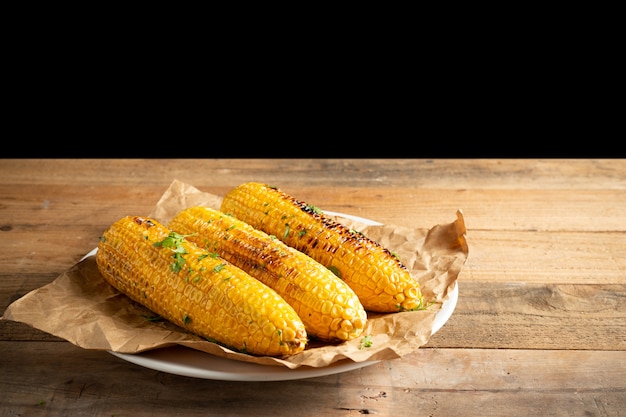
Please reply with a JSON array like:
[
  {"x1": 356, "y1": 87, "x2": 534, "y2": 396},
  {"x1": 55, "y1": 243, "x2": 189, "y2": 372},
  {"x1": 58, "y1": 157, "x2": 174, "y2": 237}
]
[
  {"x1": 213, "y1": 263, "x2": 226, "y2": 273},
  {"x1": 359, "y1": 335, "x2": 373, "y2": 350},
  {"x1": 306, "y1": 204, "x2": 322, "y2": 214},
  {"x1": 398, "y1": 299, "x2": 434, "y2": 312},
  {"x1": 153, "y1": 231, "x2": 195, "y2": 273},
  {"x1": 204, "y1": 336, "x2": 220, "y2": 343},
  {"x1": 143, "y1": 314, "x2": 163, "y2": 322},
  {"x1": 327, "y1": 265, "x2": 341, "y2": 278},
  {"x1": 349, "y1": 229, "x2": 366, "y2": 238},
  {"x1": 171, "y1": 253, "x2": 186, "y2": 273}
]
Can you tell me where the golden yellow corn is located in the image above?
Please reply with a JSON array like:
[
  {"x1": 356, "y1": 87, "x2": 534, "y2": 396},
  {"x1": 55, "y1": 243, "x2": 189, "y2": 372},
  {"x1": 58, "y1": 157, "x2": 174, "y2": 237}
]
[
  {"x1": 168, "y1": 206, "x2": 367, "y2": 342},
  {"x1": 221, "y1": 182, "x2": 425, "y2": 313},
  {"x1": 96, "y1": 215, "x2": 307, "y2": 357}
]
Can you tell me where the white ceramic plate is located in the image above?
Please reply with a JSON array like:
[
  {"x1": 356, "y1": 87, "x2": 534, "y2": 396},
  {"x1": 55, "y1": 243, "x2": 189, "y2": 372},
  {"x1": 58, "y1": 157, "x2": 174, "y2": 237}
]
[
  {"x1": 109, "y1": 284, "x2": 457, "y2": 381},
  {"x1": 91, "y1": 211, "x2": 459, "y2": 381}
]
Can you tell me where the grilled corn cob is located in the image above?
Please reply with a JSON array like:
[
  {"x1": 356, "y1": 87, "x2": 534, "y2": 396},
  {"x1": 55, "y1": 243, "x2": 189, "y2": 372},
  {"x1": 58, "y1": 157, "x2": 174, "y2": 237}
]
[
  {"x1": 221, "y1": 182, "x2": 424, "y2": 313},
  {"x1": 169, "y1": 206, "x2": 368, "y2": 342},
  {"x1": 96, "y1": 215, "x2": 307, "y2": 357}
]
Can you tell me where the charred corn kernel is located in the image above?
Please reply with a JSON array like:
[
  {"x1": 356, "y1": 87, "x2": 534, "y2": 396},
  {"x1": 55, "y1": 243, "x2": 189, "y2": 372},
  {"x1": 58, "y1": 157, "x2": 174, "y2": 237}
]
[
  {"x1": 96, "y1": 215, "x2": 307, "y2": 357},
  {"x1": 168, "y1": 206, "x2": 367, "y2": 342},
  {"x1": 221, "y1": 182, "x2": 425, "y2": 313}
]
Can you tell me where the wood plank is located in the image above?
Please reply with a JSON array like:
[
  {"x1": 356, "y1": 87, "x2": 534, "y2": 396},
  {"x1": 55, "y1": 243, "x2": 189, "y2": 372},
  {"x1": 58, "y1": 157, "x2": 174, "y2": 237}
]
[
  {"x1": 3, "y1": 281, "x2": 624, "y2": 351},
  {"x1": 2, "y1": 183, "x2": 626, "y2": 233},
  {"x1": 2, "y1": 226, "x2": 624, "y2": 286},
  {"x1": 2, "y1": 184, "x2": 626, "y2": 281},
  {"x1": 1, "y1": 342, "x2": 624, "y2": 417},
  {"x1": 464, "y1": 230, "x2": 626, "y2": 284},
  {"x1": 2, "y1": 159, "x2": 625, "y2": 189},
  {"x1": 0, "y1": 321, "x2": 63, "y2": 342},
  {"x1": 426, "y1": 282, "x2": 626, "y2": 350},
  {"x1": 0, "y1": 184, "x2": 164, "y2": 226},
  {"x1": 293, "y1": 188, "x2": 626, "y2": 231},
  {"x1": 0, "y1": 273, "x2": 60, "y2": 314}
]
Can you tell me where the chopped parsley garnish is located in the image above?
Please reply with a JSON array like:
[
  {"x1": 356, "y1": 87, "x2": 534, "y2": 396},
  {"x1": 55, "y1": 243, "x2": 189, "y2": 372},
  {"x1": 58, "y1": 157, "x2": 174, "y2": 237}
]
[
  {"x1": 153, "y1": 231, "x2": 194, "y2": 273},
  {"x1": 153, "y1": 231, "x2": 187, "y2": 250},
  {"x1": 327, "y1": 265, "x2": 341, "y2": 278},
  {"x1": 359, "y1": 335, "x2": 373, "y2": 349},
  {"x1": 142, "y1": 314, "x2": 163, "y2": 322},
  {"x1": 306, "y1": 204, "x2": 322, "y2": 214},
  {"x1": 349, "y1": 229, "x2": 366, "y2": 238}
]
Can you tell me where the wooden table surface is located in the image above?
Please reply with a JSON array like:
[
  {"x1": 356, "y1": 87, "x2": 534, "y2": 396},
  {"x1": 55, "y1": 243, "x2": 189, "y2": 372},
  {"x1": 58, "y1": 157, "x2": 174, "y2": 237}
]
[{"x1": 1, "y1": 158, "x2": 625, "y2": 417}]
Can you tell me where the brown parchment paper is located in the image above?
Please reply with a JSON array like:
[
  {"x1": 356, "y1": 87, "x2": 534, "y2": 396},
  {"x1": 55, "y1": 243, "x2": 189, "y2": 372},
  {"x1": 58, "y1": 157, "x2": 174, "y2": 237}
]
[{"x1": 2, "y1": 180, "x2": 469, "y2": 369}]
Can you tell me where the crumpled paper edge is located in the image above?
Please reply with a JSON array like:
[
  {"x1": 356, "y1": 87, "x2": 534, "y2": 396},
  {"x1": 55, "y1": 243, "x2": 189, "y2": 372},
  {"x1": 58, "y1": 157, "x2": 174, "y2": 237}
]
[{"x1": 2, "y1": 179, "x2": 469, "y2": 369}]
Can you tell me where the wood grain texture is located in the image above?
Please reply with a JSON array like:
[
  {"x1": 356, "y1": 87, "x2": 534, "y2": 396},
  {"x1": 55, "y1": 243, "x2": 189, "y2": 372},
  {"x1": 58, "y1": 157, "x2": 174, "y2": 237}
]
[
  {"x1": 1, "y1": 158, "x2": 625, "y2": 189},
  {"x1": 1, "y1": 342, "x2": 624, "y2": 417},
  {"x1": 425, "y1": 282, "x2": 626, "y2": 350},
  {"x1": 4, "y1": 280, "x2": 623, "y2": 350},
  {"x1": 1, "y1": 158, "x2": 624, "y2": 417}
]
